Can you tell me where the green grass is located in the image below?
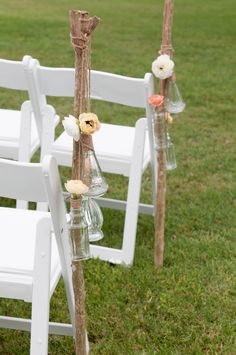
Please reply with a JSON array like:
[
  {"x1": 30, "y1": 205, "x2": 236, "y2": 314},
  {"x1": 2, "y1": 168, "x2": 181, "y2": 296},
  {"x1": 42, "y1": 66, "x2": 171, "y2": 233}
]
[{"x1": 1, "y1": 0, "x2": 236, "y2": 353}]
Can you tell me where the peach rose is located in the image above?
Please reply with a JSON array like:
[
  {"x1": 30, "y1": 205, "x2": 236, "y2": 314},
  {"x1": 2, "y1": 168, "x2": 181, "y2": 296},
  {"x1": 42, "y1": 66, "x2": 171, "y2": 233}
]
[
  {"x1": 148, "y1": 94, "x2": 164, "y2": 106},
  {"x1": 79, "y1": 112, "x2": 101, "y2": 135}
]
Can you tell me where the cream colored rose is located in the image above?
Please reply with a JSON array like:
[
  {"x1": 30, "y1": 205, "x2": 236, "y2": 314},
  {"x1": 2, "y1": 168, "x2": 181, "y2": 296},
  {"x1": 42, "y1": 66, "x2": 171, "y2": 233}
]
[
  {"x1": 65, "y1": 180, "x2": 89, "y2": 195},
  {"x1": 79, "y1": 112, "x2": 101, "y2": 135},
  {"x1": 62, "y1": 115, "x2": 80, "y2": 141},
  {"x1": 152, "y1": 54, "x2": 174, "y2": 80}
]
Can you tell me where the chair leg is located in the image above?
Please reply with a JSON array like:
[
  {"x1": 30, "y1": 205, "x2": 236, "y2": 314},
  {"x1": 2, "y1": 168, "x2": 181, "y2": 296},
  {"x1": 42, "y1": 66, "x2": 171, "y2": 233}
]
[
  {"x1": 17, "y1": 101, "x2": 33, "y2": 209},
  {"x1": 30, "y1": 218, "x2": 52, "y2": 355},
  {"x1": 121, "y1": 118, "x2": 147, "y2": 266},
  {"x1": 37, "y1": 104, "x2": 56, "y2": 212}
]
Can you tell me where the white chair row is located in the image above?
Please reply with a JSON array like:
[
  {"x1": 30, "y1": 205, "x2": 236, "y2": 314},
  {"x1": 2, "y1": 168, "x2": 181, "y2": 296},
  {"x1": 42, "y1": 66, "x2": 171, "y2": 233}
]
[
  {"x1": 0, "y1": 56, "x2": 156, "y2": 266},
  {"x1": 0, "y1": 57, "x2": 156, "y2": 353}
]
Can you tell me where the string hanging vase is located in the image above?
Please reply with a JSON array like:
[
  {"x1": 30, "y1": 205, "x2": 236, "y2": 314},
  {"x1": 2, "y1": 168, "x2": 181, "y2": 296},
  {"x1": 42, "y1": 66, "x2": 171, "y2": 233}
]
[
  {"x1": 82, "y1": 197, "x2": 104, "y2": 242},
  {"x1": 82, "y1": 150, "x2": 108, "y2": 197},
  {"x1": 152, "y1": 111, "x2": 177, "y2": 170},
  {"x1": 166, "y1": 132, "x2": 177, "y2": 170},
  {"x1": 67, "y1": 200, "x2": 90, "y2": 260},
  {"x1": 165, "y1": 79, "x2": 185, "y2": 114},
  {"x1": 153, "y1": 111, "x2": 168, "y2": 151}
]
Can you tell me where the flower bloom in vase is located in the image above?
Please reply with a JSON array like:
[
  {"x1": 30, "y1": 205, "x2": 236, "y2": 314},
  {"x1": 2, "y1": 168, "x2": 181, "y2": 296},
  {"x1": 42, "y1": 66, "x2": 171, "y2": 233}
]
[
  {"x1": 62, "y1": 115, "x2": 80, "y2": 141},
  {"x1": 65, "y1": 179, "x2": 90, "y2": 261},
  {"x1": 65, "y1": 179, "x2": 89, "y2": 198},
  {"x1": 149, "y1": 94, "x2": 165, "y2": 107},
  {"x1": 152, "y1": 54, "x2": 174, "y2": 80},
  {"x1": 79, "y1": 112, "x2": 101, "y2": 135}
]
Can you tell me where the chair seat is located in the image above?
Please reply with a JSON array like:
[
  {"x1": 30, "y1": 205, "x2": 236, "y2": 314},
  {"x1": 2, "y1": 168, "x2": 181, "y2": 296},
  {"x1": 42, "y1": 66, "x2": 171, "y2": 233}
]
[
  {"x1": 52, "y1": 122, "x2": 150, "y2": 176},
  {"x1": 0, "y1": 108, "x2": 60, "y2": 160},
  {"x1": 0, "y1": 207, "x2": 61, "y2": 302},
  {"x1": 0, "y1": 109, "x2": 39, "y2": 160}
]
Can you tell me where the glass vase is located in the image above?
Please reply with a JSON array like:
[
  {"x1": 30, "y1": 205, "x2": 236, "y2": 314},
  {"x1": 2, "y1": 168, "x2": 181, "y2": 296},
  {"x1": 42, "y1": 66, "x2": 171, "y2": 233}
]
[
  {"x1": 165, "y1": 80, "x2": 186, "y2": 114},
  {"x1": 166, "y1": 132, "x2": 177, "y2": 170},
  {"x1": 82, "y1": 197, "x2": 104, "y2": 242},
  {"x1": 67, "y1": 201, "x2": 90, "y2": 261},
  {"x1": 152, "y1": 111, "x2": 168, "y2": 151},
  {"x1": 82, "y1": 150, "x2": 108, "y2": 197}
]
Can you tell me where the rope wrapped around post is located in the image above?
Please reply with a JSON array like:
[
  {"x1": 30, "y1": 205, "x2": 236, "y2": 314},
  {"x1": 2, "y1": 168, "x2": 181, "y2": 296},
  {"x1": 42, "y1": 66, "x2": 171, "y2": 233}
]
[
  {"x1": 154, "y1": 0, "x2": 174, "y2": 267},
  {"x1": 69, "y1": 10, "x2": 99, "y2": 354}
]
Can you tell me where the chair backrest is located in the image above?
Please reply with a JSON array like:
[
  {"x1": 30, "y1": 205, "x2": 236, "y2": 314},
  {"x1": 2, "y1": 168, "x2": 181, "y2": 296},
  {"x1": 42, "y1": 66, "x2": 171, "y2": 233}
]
[
  {"x1": 0, "y1": 56, "x2": 44, "y2": 142},
  {"x1": 29, "y1": 61, "x2": 152, "y2": 107},
  {"x1": 0, "y1": 57, "x2": 31, "y2": 90},
  {"x1": 26, "y1": 58, "x2": 157, "y2": 199},
  {"x1": 0, "y1": 155, "x2": 74, "y2": 324}
]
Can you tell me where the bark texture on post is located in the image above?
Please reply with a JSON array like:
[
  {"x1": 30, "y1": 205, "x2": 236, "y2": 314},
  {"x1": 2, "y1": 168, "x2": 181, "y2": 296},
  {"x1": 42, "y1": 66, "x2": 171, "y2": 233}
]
[
  {"x1": 69, "y1": 10, "x2": 99, "y2": 354},
  {"x1": 154, "y1": 0, "x2": 174, "y2": 267}
]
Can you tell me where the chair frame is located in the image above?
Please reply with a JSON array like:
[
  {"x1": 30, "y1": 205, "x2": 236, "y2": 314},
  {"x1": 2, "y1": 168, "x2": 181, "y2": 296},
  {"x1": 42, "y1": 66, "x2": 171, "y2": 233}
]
[
  {"x1": 26, "y1": 59, "x2": 156, "y2": 266},
  {"x1": 0, "y1": 156, "x2": 85, "y2": 354},
  {"x1": 0, "y1": 56, "x2": 40, "y2": 162}
]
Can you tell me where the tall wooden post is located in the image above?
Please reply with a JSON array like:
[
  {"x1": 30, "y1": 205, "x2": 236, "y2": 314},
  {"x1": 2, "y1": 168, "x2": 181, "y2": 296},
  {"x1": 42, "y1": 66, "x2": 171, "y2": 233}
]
[
  {"x1": 154, "y1": 0, "x2": 174, "y2": 267},
  {"x1": 69, "y1": 10, "x2": 99, "y2": 354}
]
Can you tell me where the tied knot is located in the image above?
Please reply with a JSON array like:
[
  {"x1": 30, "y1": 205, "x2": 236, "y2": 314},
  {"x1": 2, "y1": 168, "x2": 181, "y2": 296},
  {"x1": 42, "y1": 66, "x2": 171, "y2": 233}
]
[
  {"x1": 71, "y1": 33, "x2": 89, "y2": 51},
  {"x1": 71, "y1": 198, "x2": 81, "y2": 209},
  {"x1": 80, "y1": 133, "x2": 94, "y2": 152}
]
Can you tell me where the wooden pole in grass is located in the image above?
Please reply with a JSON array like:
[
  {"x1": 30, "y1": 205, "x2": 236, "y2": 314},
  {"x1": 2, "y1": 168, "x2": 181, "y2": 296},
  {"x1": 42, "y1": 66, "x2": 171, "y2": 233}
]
[
  {"x1": 69, "y1": 10, "x2": 99, "y2": 354},
  {"x1": 154, "y1": 0, "x2": 174, "y2": 267}
]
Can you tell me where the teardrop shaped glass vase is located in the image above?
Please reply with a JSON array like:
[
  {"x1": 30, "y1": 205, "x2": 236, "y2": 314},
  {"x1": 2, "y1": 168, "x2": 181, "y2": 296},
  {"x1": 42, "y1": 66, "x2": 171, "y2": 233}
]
[
  {"x1": 82, "y1": 150, "x2": 108, "y2": 197},
  {"x1": 82, "y1": 197, "x2": 104, "y2": 242},
  {"x1": 165, "y1": 80, "x2": 186, "y2": 114}
]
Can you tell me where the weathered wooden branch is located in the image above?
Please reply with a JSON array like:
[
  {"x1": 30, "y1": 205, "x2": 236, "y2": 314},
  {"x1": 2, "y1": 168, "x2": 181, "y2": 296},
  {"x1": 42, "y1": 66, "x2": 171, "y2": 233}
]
[
  {"x1": 154, "y1": 0, "x2": 174, "y2": 267},
  {"x1": 69, "y1": 10, "x2": 99, "y2": 354}
]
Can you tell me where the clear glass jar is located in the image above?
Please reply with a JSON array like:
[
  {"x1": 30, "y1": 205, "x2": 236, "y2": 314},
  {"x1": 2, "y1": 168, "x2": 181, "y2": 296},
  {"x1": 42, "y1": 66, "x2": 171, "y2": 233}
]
[
  {"x1": 82, "y1": 197, "x2": 104, "y2": 242},
  {"x1": 152, "y1": 111, "x2": 168, "y2": 150},
  {"x1": 166, "y1": 133, "x2": 177, "y2": 170},
  {"x1": 67, "y1": 203, "x2": 90, "y2": 261}
]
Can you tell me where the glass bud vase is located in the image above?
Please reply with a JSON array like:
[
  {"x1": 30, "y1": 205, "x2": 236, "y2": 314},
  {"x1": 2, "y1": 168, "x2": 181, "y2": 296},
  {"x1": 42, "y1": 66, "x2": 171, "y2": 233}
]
[
  {"x1": 82, "y1": 150, "x2": 108, "y2": 197},
  {"x1": 67, "y1": 201, "x2": 90, "y2": 261},
  {"x1": 152, "y1": 111, "x2": 168, "y2": 151},
  {"x1": 166, "y1": 132, "x2": 177, "y2": 170},
  {"x1": 165, "y1": 80, "x2": 186, "y2": 114},
  {"x1": 82, "y1": 197, "x2": 104, "y2": 242}
]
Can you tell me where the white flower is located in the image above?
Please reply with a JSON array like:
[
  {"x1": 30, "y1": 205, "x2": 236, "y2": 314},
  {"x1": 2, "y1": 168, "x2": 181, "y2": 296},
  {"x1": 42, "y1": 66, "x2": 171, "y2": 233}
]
[
  {"x1": 62, "y1": 115, "x2": 80, "y2": 142},
  {"x1": 65, "y1": 180, "x2": 89, "y2": 195},
  {"x1": 151, "y1": 54, "x2": 174, "y2": 80}
]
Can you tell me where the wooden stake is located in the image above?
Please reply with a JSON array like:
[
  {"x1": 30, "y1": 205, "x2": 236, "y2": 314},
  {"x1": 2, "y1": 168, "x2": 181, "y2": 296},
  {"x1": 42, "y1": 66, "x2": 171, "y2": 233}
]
[
  {"x1": 154, "y1": 0, "x2": 174, "y2": 267},
  {"x1": 69, "y1": 10, "x2": 99, "y2": 354}
]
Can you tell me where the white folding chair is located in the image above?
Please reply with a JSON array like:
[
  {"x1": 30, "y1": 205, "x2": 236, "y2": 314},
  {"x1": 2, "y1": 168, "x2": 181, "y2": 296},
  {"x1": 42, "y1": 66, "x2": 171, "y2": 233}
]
[
  {"x1": 0, "y1": 56, "x2": 42, "y2": 210},
  {"x1": 0, "y1": 56, "x2": 41, "y2": 162},
  {"x1": 26, "y1": 58, "x2": 156, "y2": 266},
  {"x1": 0, "y1": 56, "x2": 60, "y2": 210},
  {"x1": 0, "y1": 155, "x2": 90, "y2": 354}
]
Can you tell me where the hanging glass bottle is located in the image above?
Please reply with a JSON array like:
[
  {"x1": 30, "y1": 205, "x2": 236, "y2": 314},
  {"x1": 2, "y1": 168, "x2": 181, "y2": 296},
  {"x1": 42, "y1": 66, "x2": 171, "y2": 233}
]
[
  {"x1": 166, "y1": 132, "x2": 177, "y2": 170},
  {"x1": 165, "y1": 79, "x2": 185, "y2": 114},
  {"x1": 152, "y1": 111, "x2": 168, "y2": 151},
  {"x1": 82, "y1": 197, "x2": 104, "y2": 242},
  {"x1": 67, "y1": 200, "x2": 90, "y2": 260},
  {"x1": 82, "y1": 150, "x2": 108, "y2": 197}
]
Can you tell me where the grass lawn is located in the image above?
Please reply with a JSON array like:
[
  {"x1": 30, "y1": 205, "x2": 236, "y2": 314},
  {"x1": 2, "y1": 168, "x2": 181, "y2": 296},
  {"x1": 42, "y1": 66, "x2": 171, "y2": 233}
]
[{"x1": 1, "y1": 0, "x2": 236, "y2": 353}]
